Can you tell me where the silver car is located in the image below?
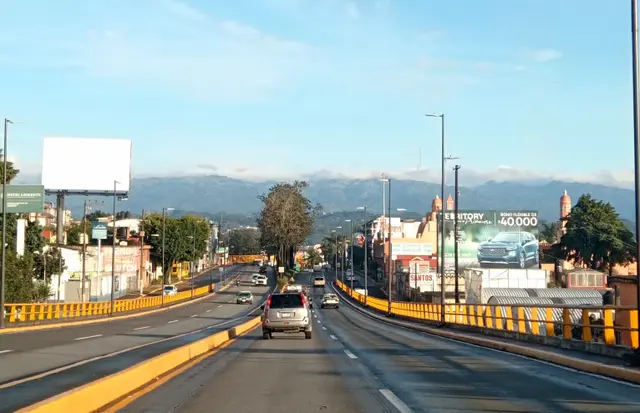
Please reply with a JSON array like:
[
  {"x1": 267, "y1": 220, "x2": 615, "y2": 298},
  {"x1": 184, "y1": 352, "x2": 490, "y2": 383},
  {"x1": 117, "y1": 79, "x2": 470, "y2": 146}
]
[{"x1": 261, "y1": 292, "x2": 312, "y2": 340}]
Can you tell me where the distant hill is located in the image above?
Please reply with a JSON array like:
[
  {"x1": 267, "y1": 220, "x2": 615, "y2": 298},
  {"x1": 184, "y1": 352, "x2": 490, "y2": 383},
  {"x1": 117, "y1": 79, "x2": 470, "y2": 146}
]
[{"x1": 48, "y1": 175, "x2": 634, "y2": 224}]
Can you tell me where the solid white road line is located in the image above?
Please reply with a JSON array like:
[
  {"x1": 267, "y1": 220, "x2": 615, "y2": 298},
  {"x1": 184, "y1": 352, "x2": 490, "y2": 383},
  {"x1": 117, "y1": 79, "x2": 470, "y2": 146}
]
[
  {"x1": 133, "y1": 326, "x2": 150, "y2": 331},
  {"x1": 344, "y1": 349, "x2": 358, "y2": 359},
  {"x1": 0, "y1": 349, "x2": 13, "y2": 354},
  {"x1": 379, "y1": 389, "x2": 414, "y2": 413},
  {"x1": 168, "y1": 320, "x2": 179, "y2": 324},
  {"x1": 330, "y1": 335, "x2": 338, "y2": 340},
  {"x1": 190, "y1": 314, "x2": 198, "y2": 318},
  {"x1": 75, "y1": 334, "x2": 103, "y2": 341}
]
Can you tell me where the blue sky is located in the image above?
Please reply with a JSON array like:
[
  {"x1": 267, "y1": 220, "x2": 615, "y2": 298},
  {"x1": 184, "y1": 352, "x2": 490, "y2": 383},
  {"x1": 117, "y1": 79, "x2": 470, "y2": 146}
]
[{"x1": 0, "y1": 0, "x2": 634, "y2": 187}]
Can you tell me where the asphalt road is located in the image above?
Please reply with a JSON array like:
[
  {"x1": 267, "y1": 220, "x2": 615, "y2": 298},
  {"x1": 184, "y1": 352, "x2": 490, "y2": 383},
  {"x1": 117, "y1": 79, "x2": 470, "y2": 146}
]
[
  {"x1": 119, "y1": 270, "x2": 640, "y2": 413},
  {"x1": 142, "y1": 265, "x2": 242, "y2": 297},
  {"x1": 0, "y1": 265, "x2": 275, "y2": 413}
]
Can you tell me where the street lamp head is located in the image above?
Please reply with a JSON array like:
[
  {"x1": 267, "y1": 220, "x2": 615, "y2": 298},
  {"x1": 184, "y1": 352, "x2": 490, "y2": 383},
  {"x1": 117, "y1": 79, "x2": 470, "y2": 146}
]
[
  {"x1": 151, "y1": 234, "x2": 160, "y2": 237},
  {"x1": 425, "y1": 113, "x2": 443, "y2": 118},
  {"x1": 344, "y1": 219, "x2": 351, "y2": 222},
  {"x1": 356, "y1": 206, "x2": 366, "y2": 211},
  {"x1": 396, "y1": 208, "x2": 407, "y2": 212},
  {"x1": 336, "y1": 226, "x2": 342, "y2": 229}
]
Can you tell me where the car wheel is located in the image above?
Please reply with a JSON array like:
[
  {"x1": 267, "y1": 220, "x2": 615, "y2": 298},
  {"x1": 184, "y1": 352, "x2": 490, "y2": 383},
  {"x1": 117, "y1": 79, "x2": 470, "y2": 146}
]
[
  {"x1": 304, "y1": 331, "x2": 312, "y2": 339},
  {"x1": 262, "y1": 331, "x2": 270, "y2": 340}
]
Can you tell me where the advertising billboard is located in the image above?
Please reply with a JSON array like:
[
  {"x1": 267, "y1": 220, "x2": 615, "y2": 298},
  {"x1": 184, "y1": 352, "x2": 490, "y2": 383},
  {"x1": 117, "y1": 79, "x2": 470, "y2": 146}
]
[
  {"x1": 441, "y1": 210, "x2": 539, "y2": 270},
  {"x1": 0, "y1": 185, "x2": 44, "y2": 213},
  {"x1": 41, "y1": 137, "x2": 132, "y2": 195}
]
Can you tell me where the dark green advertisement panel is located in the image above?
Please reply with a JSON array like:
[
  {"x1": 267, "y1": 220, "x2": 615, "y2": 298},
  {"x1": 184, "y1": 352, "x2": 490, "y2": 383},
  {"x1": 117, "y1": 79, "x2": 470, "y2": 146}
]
[
  {"x1": 441, "y1": 210, "x2": 539, "y2": 270},
  {"x1": 0, "y1": 185, "x2": 45, "y2": 213}
]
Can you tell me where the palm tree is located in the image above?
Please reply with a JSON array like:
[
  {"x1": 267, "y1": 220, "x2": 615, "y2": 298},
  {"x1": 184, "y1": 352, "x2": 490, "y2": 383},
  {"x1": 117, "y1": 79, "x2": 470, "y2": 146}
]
[{"x1": 0, "y1": 149, "x2": 19, "y2": 183}]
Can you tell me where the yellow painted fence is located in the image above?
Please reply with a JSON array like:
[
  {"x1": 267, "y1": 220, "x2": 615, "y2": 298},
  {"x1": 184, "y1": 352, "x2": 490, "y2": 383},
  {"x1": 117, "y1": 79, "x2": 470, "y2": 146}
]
[
  {"x1": 3, "y1": 283, "x2": 215, "y2": 326},
  {"x1": 336, "y1": 280, "x2": 640, "y2": 349}
]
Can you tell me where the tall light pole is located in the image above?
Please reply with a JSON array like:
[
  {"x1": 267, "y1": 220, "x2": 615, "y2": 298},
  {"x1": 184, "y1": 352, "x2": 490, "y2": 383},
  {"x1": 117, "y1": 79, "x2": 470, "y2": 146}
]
[
  {"x1": 632, "y1": 0, "x2": 640, "y2": 347},
  {"x1": 357, "y1": 206, "x2": 368, "y2": 302},
  {"x1": 188, "y1": 232, "x2": 196, "y2": 298},
  {"x1": 0, "y1": 118, "x2": 12, "y2": 328},
  {"x1": 345, "y1": 219, "x2": 354, "y2": 291},
  {"x1": 331, "y1": 229, "x2": 338, "y2": 279},
  {"x1": 340, "y1": 226, "x2": 345, "y2": 283},
  {"x1": 161, "y1": 207, "x2": 174, "y2": 306},
  {"x1": 109, "y1": 180, "x2": 120, "y2": 315}
]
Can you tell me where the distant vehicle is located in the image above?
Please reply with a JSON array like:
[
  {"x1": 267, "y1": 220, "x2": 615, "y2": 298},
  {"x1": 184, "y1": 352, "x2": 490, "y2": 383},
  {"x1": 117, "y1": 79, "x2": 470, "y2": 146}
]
[
  {"x1": 285, "y1": 284, "x2": 303, "y2": 293},
  {"x1": 476, "y1": 231, "x2": 539, "y2": 269},
  {"x1": 321, "y1": 293, "x2": 339, "y2": 309},
  {"x1": 313, "y1": 264, "x2": 322, "y2": 272},
  {"x1": 313, "y1": 276, "x2": 325, "y2": 287},
  {"x1": 236, "y1": 291, "x2": 254, "y2": 305},
  {"x1": 258, "y1": 266, "x2": 267, "y2": 274},
  {"x1": 253, "y1": 259, "x2": 262, "y2": 266},
  {"x1": 346, "y1": 275, "x2": 356, "y2": 282},
  {"x1": 346, "y1": 269, "x2": 353, "y2": 276},
  {"x1": 253, "y1": 274, "x2": 268, "y2": 286},
  {"x1": 261, "y1": 293, "x2": 312, "y2": 340},
  {"x1": 251, "y1": 274, "x2": 261, "y2": 282},
  {"x1": 162, "y1": 285, "x2": 178, "y2": 296}
]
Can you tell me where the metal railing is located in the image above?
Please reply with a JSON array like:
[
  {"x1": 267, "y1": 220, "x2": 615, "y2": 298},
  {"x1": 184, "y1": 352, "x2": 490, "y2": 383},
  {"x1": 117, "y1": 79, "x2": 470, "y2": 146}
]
[
  {"x1": 2, "y1": 283, "x2": 215, "y2": 326},
  {"x1": 335, "y1": 280, "x2": 639, "y2": 349}
]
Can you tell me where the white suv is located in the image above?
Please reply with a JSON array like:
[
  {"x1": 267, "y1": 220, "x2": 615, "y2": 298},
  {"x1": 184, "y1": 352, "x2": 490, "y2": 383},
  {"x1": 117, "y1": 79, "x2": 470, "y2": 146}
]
[{"x1": 253, "y1": 275, "x2": 268, "y2": 286}]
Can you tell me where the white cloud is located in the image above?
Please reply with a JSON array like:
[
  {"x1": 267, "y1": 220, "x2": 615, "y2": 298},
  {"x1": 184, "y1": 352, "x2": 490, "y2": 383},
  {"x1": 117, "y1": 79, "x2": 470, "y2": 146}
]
[{"x1": 525, "y1": 48, "x2": 563, "y2": 63}]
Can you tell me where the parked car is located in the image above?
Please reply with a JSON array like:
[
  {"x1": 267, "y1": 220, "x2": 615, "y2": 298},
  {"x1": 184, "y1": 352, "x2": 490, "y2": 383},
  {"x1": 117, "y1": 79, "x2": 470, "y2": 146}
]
[
  {"x1": 476, "y1": 231, "x2": 539, "y2": 269},
  {"x1": 261, "y1": 293, "x2": 312, "y2": 340}
]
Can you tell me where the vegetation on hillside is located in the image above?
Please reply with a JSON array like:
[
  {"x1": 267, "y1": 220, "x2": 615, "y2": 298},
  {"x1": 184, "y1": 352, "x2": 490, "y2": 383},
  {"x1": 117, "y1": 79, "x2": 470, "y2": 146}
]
[{"x1": 257, "y1": 181, "x2": 320, "y2": 269}]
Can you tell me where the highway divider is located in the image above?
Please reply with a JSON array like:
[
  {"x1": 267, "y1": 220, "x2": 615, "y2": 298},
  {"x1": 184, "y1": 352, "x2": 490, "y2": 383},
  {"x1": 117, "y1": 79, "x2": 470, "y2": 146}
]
[
  {"x1": 3, "y1": 283, "x2": 216, "y2": 327},
  {"x1": 16, "y1": 316, "x2": 262, "y2": 413},
  {"x1": 334, "y1": 280, "x2": 639, "y2": 353}
]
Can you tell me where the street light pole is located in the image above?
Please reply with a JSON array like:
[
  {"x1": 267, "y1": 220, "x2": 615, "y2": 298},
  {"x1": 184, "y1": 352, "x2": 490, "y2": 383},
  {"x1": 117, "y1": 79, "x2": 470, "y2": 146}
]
[
  {"x1": 387, "y1": 178, "x2": 393, "y2": 315},
  {"x1": 160, "y1": 207, "x2": 174, "y2": 306},
  {"x1": 632, "y1": 0, "x2": 640, "y2": 347},
  {"x1": 340, "y1": 226, "x2": 345, "y2": 283},
  {"x1": 110, "y1": 180, "x2": 119, "y2": 315},
  {"x1": 81, "y1": 200, "x2": 89, "y2": 302},
  {"x1": 453, "y1": 165, "x2": 461, "y2": 303},
  {"x1": 191, "y1": 231, "x2": 196, "y2": 298},
  {"x1": 357, "y1": 206, "x2": 368, "y2": 304},
  {"x1": 345, "y1": 219, "x2": 354, "y2": 291},
  {"x1": 0, "y1": 118, "x2": 12, "y2": 328}
]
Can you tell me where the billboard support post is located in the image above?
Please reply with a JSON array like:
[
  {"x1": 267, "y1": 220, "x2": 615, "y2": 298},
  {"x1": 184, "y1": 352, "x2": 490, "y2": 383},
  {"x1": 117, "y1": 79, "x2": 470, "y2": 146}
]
[{"x1": 453, "y1": 165, "x2": 461, "y2": 304}]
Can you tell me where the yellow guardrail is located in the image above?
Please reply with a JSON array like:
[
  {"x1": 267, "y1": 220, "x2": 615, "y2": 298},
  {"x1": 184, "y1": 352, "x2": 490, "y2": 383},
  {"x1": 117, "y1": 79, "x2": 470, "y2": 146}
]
[
  {"x1": 3, "y1": 284, "x2": 215, "y2": 325},
  {"x1": 335, "y1": 280, "x2": 640, "y2": 349}
]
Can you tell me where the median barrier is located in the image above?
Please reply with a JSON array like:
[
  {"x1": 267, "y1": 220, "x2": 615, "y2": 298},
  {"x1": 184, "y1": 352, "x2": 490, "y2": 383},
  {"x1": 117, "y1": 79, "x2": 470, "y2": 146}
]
[
  {"x1": 335, "y1": 280, "x2": 639, "y2": 354},
  {"x1": 2, "y1": 283, "x2": 216, "y2": 327},
  {"x1": 16, "y1": 316, "x2": 262, "y2": 413}
]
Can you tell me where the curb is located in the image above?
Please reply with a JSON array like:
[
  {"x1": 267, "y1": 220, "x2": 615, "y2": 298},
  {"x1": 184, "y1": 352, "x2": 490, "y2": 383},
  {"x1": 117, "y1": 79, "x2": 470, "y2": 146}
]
[
  {"x1": 329, "y1": 282, "x2": 640, "y2": 385},
  {"x1": 16, "y1": 316, "x2": 262, "y2": 413},
  {"x1": 0, "y1": 274, "x2": 242, "y2": 335}
]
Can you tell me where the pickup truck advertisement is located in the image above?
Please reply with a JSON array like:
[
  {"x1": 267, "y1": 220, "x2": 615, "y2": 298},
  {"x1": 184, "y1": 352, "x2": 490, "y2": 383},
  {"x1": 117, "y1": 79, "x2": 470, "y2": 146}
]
[{"x1": 440, "y1": 210, "x2": 540, "y2": 270}]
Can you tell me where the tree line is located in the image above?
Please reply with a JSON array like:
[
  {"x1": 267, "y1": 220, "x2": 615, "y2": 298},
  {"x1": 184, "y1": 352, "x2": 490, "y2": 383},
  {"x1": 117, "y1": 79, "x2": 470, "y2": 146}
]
[
  {"x1": 2, "y1": 152, "x2": 65, "y2": 303},
  {"x1": 256, "y1": 181, "x2": 320, "y2": 270}
]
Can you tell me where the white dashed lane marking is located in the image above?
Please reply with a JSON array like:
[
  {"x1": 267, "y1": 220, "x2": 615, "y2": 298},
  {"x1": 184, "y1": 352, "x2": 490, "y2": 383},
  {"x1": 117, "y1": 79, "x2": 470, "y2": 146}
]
[
  {"x1": 343, "y1": 349, "x2": 358, "y2": 359},
  {"x1": 322, "y1": 326, "x2": 327, "y2": 330},
  {"x1": 133, "y1": 326, "x2": 150, "y2": 331},
  {"x1": 330, "y1": 335, "x2": 338, "y2": 340},
  {"x1": 190, "y1": 314, "x2": 198, "y2": 318},
  {"x1": 0, "y1": 350, "x2": 13, "y2": 354},
  {"x1": 75, "y1": 334, "x2": 102, "y2": 341},
  {"x1": 379, "y1": 389, "x2": 414, "y2": 413},
  {"x1": 206, "y1": 309, "x2": 212, "y2": 313},
  {"x1": 168, "y1": 320, "x2": 179, "y2": 324}
]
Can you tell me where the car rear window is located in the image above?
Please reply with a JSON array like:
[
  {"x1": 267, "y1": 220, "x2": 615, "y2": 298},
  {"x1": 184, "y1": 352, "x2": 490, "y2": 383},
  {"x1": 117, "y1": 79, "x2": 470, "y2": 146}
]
[
  {"x1": 269, "y1": 294, "x2": 304, "y2": 309},
  {"x1": 238, "y1": 292, "x2": 251, "y2": 298},
  {"x1": 315, "y1": 277, "x2": 324, "y2": 281}
]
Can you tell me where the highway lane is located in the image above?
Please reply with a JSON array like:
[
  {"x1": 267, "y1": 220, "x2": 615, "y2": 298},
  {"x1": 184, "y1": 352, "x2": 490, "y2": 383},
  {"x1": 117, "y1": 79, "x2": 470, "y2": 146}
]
[
  {"x1": 143, "y1": 264, "x2": 243, "y2": 296},
  {"x1": 120, "y1": 271, "x2": 640, "y2": 413},
  {"x1": 0, "y1": 267, "x2": 275, "y2": 413}
]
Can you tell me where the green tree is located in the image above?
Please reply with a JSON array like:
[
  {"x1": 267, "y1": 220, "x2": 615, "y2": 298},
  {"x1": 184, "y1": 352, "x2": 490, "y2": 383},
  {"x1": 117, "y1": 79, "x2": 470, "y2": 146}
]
[
  {"x1": 141, "y1": 213, "x2": 210, "y2": 282},
  {"x1": 228, "y1": 228, "x2": 261, "y2": 254},
  {"x1": 539, "y1": 222, "x2": 557, "y2": 243},
  {"x1": 558, "y1": 194, "x2": 636, "y2": 275},
  {"x1": 33, "y1": 246, "x2": 66, "y2": 282},
  {"x1": 86, "y1": 210, "x2": 109, "y2": 222},
  {"x1": 0, "y1": 149, "x2": 19, "y2": 184},
  {"x1": 257, "y1": 181, "x2": 320, "y2": 269},
  {"x1": 25, "y1": 220, "x2": 46, "y2": 253},
  {"x1": 305, "y1": 247, "x2": 322, "y2": 267},
  {"x1": 67, "y1": 223, "x2": 83, "y2": 245}
]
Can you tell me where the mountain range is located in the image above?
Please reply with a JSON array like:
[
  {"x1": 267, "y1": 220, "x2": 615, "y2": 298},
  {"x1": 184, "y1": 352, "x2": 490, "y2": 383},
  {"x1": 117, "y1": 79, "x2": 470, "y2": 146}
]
[{"x1": 36, "y1": 174, "x2": 635, "y2": 223}]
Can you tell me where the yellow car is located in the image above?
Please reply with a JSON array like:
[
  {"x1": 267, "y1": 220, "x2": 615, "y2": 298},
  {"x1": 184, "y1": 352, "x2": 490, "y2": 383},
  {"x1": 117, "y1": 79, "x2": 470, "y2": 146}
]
[{"x1": 313, "y1": 276, "x2": 325, "y2": 287}]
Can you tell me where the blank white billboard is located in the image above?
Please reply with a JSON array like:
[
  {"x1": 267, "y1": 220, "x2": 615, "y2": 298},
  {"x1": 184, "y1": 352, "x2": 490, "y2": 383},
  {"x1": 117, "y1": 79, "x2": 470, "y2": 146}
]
[{"x1": 42, "y1": 137, "x2": 132, "y2": 193}]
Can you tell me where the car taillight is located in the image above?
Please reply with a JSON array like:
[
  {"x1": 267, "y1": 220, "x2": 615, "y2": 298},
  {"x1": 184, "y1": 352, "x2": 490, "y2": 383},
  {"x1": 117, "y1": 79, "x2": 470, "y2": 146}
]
[
  {"x1": 266, "y1": 295, "x2": 272, "y2": 309},
  {"x1": 300, "y1": 293, "x2": 306, "y2": 306}
]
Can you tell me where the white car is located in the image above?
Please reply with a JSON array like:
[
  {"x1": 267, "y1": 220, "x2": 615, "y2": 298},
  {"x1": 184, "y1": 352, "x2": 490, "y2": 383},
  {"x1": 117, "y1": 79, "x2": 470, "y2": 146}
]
[
  {"x1": 346, "y1": 275, "x2": 356, "y2": 282},
  {"x1": 251, "y1": 274, "x2": 261, "y2": 282},
  {"x1": 162, "y1": 285, "x2": 178, "y2": 296},
  {"x1": 313, "y1": 276, "x2": 325, "y2": 287},
  {"x1": 285, "y1": 284, "x2": 303, "y2": 293},
  {"x1": 253, "y1": 275, "x2": 268, "y2": 286}
]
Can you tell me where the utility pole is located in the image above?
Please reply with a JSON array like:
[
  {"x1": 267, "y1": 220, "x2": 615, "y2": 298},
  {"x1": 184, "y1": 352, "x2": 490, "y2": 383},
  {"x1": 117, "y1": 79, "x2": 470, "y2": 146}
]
[
  {"x1": 453, "y1": 165, "x2": 461, "y2": 304},
  {"x1": 139, "y1": 209, "x2": 145, "y2": 297},
  {"x1": 81, "y1": 200, "x2": 89, "y2": 302},
  {"x1": 0, "y1": 118, "x2": 13, "y2": 328}
]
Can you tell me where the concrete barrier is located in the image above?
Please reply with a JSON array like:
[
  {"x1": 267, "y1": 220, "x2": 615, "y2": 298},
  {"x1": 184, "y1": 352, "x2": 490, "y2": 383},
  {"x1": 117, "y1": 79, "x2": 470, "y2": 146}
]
[{"x1": 16, "y1": 316, "x2": 262, "y2": 413}]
